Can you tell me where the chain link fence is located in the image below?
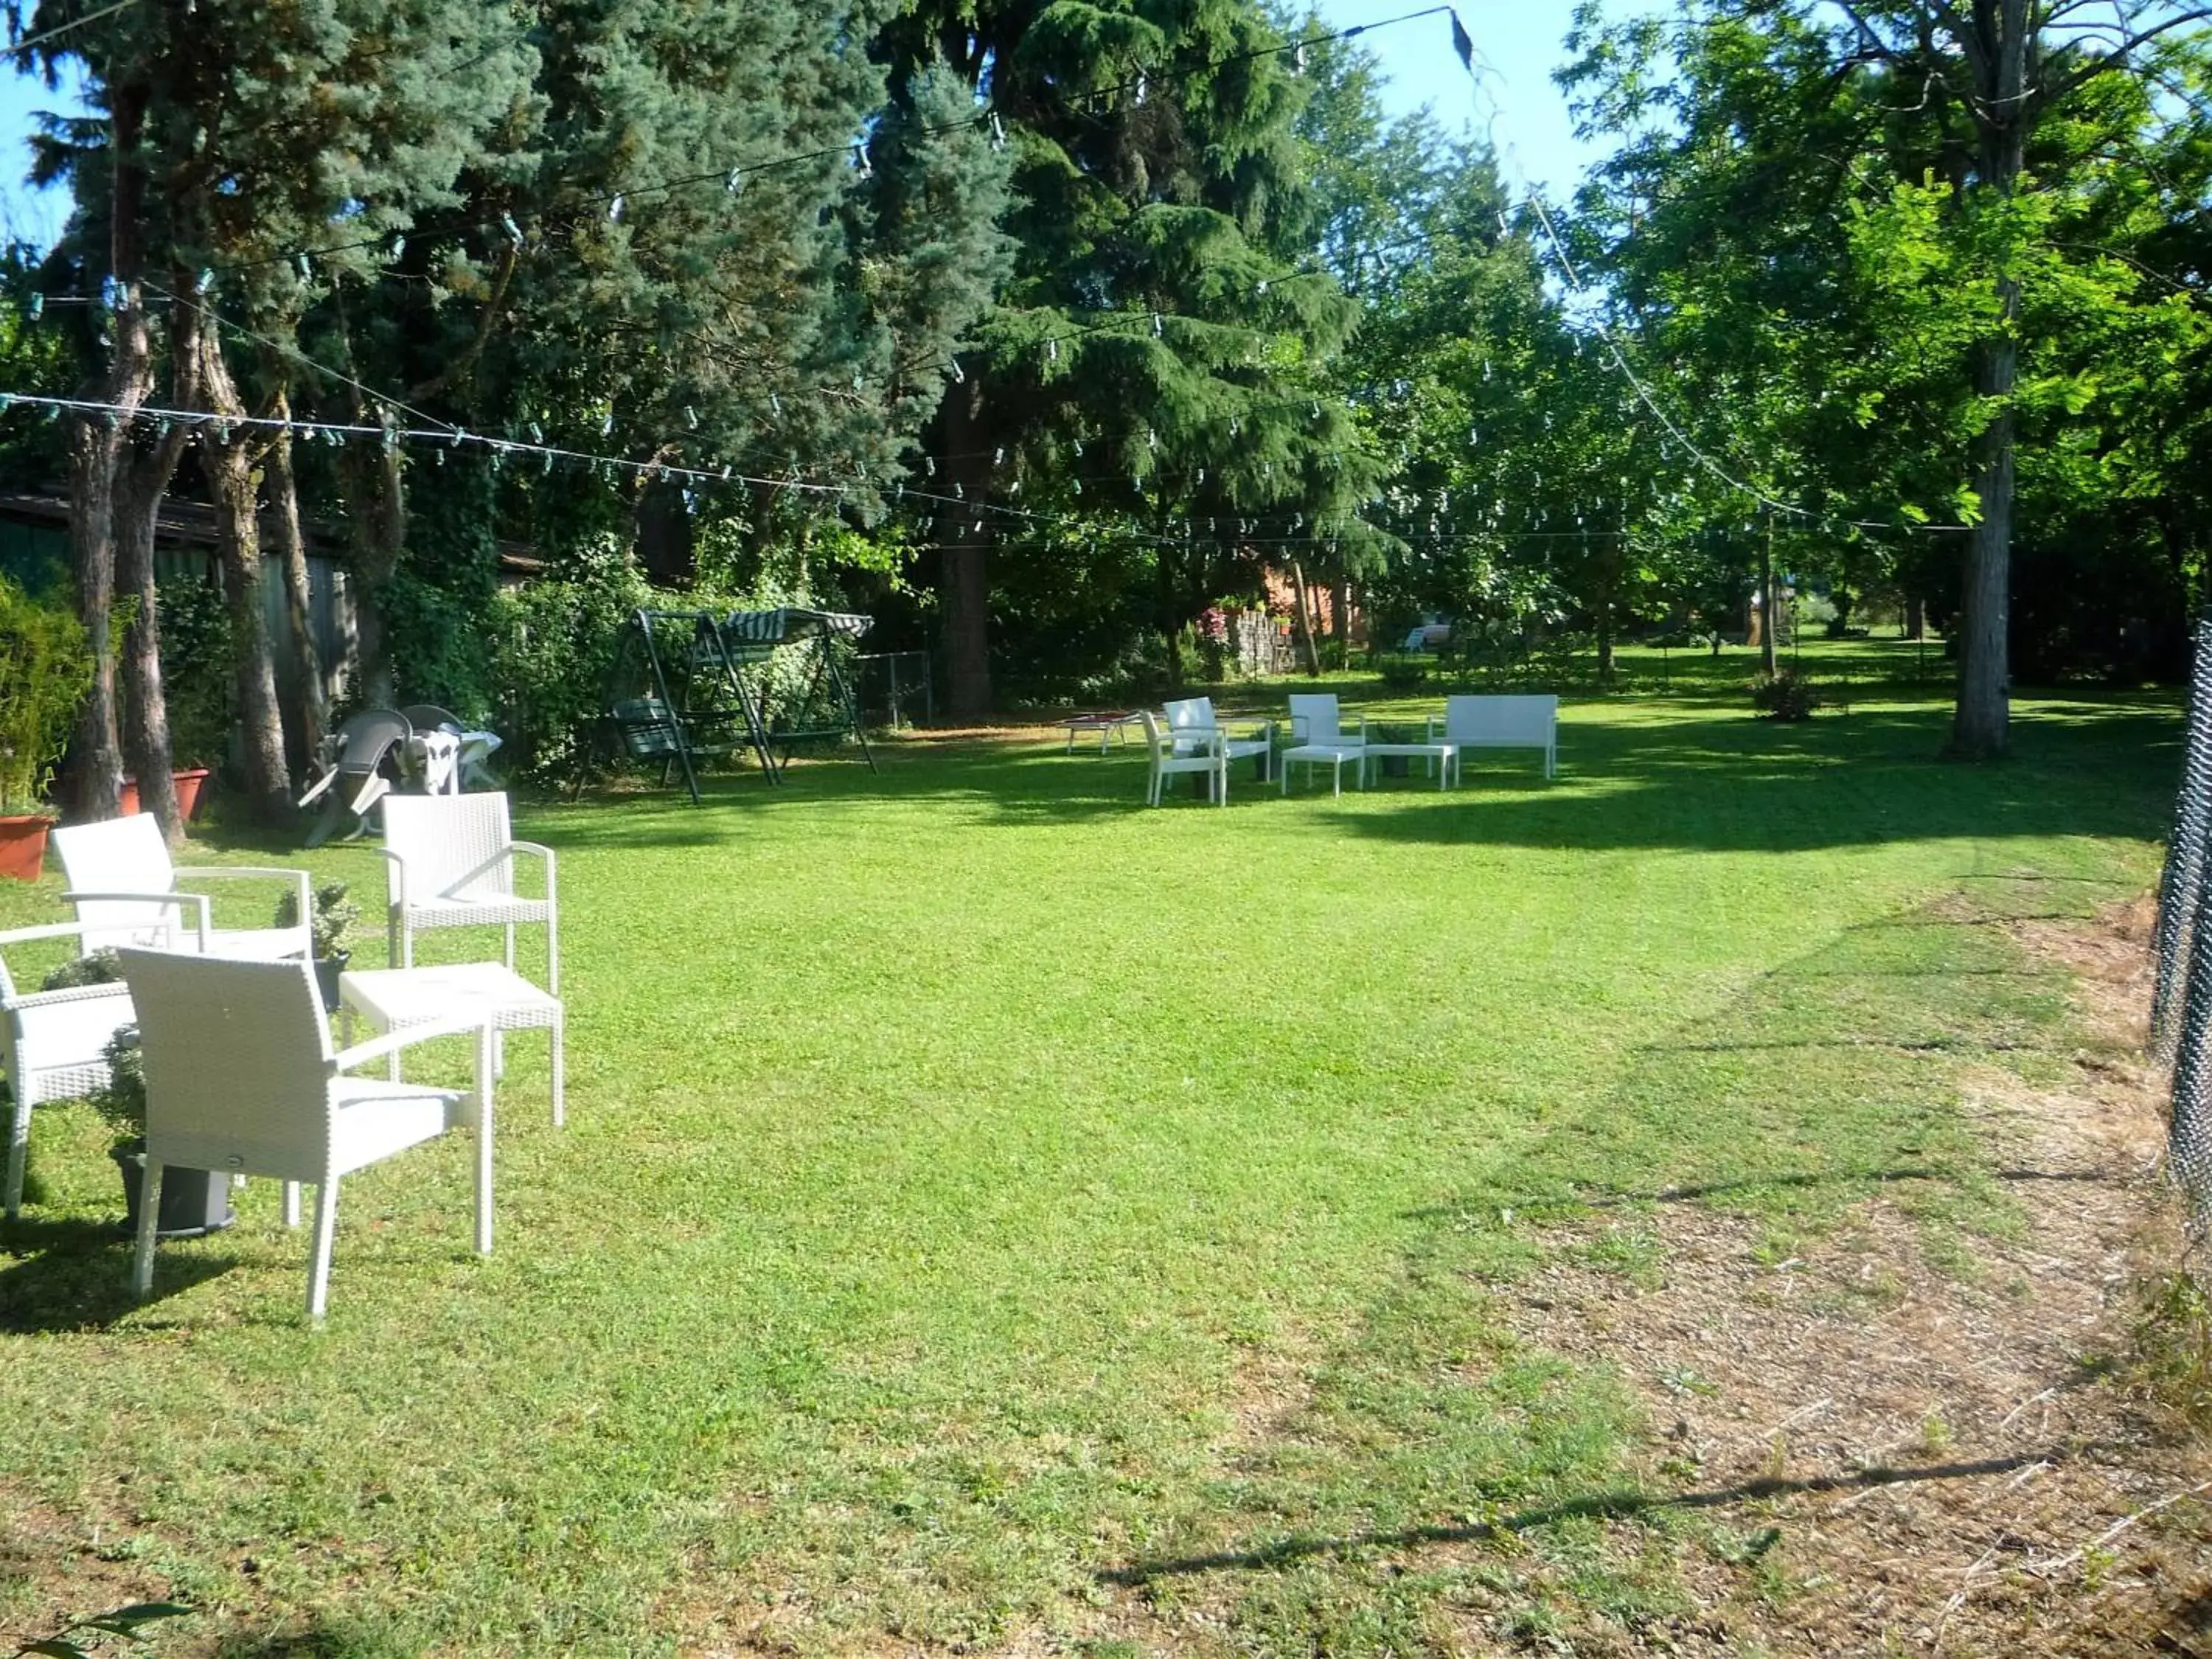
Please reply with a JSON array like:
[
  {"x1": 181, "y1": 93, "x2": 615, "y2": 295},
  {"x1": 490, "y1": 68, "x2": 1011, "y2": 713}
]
[{"x1": 2151, "y1": 618, "x2": 2212, "y2": 1250}]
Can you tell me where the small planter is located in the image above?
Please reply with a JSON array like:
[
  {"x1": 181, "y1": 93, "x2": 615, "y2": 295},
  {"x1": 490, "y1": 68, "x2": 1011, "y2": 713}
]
[
  {"x1": 313, "y1": 950, "x2": 352, "y2": 1014},
  {"x1": 117, "y1": 769, "x2": 212, "y2": 824},
  {"x1": 0, "y1": 813, "x2": 51, "y2": 882},
  {"x1": 111, "y1": 1139, "x2": 235, "y2": 1239}
]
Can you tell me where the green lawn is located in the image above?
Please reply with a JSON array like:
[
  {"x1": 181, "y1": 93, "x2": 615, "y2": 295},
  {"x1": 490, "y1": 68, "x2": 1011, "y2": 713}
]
[{"x1": 0, "y1": 649, "x2": 2179, "y2": 1655}]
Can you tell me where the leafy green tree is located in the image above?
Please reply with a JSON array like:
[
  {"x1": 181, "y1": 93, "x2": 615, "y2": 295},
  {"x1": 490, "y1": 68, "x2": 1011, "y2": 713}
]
[{"x1": 1564, "y1": 0, "x2": 2212, "y2": 750}]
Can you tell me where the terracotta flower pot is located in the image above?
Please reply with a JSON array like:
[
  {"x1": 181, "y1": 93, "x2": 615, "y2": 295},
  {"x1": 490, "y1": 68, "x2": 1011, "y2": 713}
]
[
  {"x1": 117, "y1": 769, "x2": 212, "y2": 824},
  {"x1": 0, "y1": 813, "x2": 50, "y2": 882}
]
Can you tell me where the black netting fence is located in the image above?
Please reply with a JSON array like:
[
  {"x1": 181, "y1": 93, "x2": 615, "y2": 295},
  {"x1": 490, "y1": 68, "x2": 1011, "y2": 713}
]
[{"x1": 2152, "y1": 618, "x2": 2212, "y2": 1250}]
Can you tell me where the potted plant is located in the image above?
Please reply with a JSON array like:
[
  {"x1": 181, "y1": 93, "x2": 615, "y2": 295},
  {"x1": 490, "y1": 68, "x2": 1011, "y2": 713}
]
[
  {"x1": 275, "y1": 880, "x2": 360, "y2": 1011},
  {"x1": 42, "y1": 953, "x2": 234, "y2": 1238},
  {"x1": 0, "y1": 573, "x2": 93, "y2": 880}
]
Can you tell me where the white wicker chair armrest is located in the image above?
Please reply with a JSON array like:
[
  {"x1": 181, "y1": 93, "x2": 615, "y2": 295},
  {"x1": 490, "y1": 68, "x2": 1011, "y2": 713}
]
[
  {"x1": 60, "y1": 889, "x2": 212, "y2": 945},
  {"x1": 507, "y1": 841, "x2": 557, "y2": 902},
  {"x1": 0, "y1": 921, "x2": 101, "y2": 952},
  {"x1": 7, "y1": 981, "x2": 134, "y2": 1011},
  {"x1": 375, "y1": 846, "x2": 409, "y2": 909},
  {"x1": 177, "y1": 866, "x2": 313, "y2": 920},
  {"x1": 331, "y1": 1012, "x2": 495, "y2": 1075}
]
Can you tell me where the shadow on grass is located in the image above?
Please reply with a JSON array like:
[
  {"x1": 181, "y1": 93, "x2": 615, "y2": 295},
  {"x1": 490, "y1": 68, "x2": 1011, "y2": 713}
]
[
  {"x1": 524, "y1": 692, "x2": 2177, "y2": 855},
  {"x1": 0, "y1": 1214, "x2": 232, "y2": 1332},
  {"x1": 1096, "y1": 1450, "x2": 2062, "y2": 1586}
]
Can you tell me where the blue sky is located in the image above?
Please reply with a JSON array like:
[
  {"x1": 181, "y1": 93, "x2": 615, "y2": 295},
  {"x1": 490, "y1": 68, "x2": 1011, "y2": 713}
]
[{"x1": 0, "y1": 4, "x2": 1629, "y2": 253}]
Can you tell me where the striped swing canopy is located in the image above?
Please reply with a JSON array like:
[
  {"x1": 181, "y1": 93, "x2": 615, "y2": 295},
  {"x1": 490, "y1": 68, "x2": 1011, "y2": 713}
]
[{"x1": 720, "y1": 608, "x2": 872, "y2": 646}]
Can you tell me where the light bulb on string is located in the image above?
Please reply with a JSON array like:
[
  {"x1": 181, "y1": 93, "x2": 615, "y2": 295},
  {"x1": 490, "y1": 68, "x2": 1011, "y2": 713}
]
[
  {"x1": 726, "y1": 169, "x2": 744, "y2": 194},
  {"x1": 854, "y1": 141, "x2": 872, "y2": 178},
  {"x1": 501, "y1": 212, "x2": 524, "y2": 248},
  {"x1": 25, "y1": 293, "x2": 42, "y2": 320},
  {"x1": 608, "y1": 195, "x2": 625, "y2": 223}
]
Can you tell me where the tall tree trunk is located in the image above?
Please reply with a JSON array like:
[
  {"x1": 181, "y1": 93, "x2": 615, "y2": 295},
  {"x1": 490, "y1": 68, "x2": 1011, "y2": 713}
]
[
  {"x1": 196, "y1": 338, "x2": 293, "y2": 822},
  {"x1": 1331, "y1": 572, "x2": 1352, "y2": 652},
  {"x1": 268, "y1": 408, "x2": 326, "y2": 775},
  {"x1": 115, "y1": 428, "x2": 193, "y2": 846},
  {"x1": 1596, "y1": 583, "x2": 1616, "y2": 685},
  {"x1": 1951, "y1": 4, "x2": 2029, "y2": 759},
  {"x1": 935, "y1": 374, "x2": 992, "y2": 716},
  {"x1": 1759, "y1": 518, "x2": 1778, "y2": 676},
  {"x1": 66, "y1": 418, "x2": 127, "y2": 823},
  {"x1": 1289, "y1": 561, "x2": 1322, "y2": 676},
  {"x1": 1905, "y1": 594, "x2": 1924, "y2": 639},
  {"x1": 61, "y1": 84, "x2": 158, "y2": 823}
]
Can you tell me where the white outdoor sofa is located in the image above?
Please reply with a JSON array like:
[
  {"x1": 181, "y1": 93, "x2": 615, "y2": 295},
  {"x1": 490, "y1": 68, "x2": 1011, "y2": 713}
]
[{"x1": 1428, "y1": 694, "x2": 1558, "y2": 779}]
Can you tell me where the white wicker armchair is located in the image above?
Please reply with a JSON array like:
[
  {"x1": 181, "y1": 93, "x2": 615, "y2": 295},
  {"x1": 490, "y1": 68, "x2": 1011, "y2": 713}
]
[
  {"x1": 116, "y1": 950, "x2": 496, "y2": 1321},
  {"x1": 53, "y1": 814, "x2": 310, "y2": 959},
  {"x1": 378, "y1": 794, "x2": 558, "y2": 993},
  {"x1": 1, "y1": 922, "x2": 136, "y2": 1219}
]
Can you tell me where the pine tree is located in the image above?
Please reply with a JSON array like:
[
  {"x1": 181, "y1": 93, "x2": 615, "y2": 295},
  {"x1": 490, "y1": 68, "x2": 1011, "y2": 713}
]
[{"x1": 881, "y1": 0, "x2": 1386, "y2": 710}]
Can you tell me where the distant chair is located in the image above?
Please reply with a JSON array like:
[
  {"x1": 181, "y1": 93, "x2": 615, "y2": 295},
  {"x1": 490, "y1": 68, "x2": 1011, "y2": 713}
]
[
  {"x1": 380, "y1": 793, "x2": 559, "y2": 992},
  {"x1": 1, "y1": 922, "x2": 136, "y2": 1220},
  {"x1": 1280, "y1": 694, "x2": 1367, "y2": 797},
  {"x1": 1137, "y1": 709, "x2": 1227, "y2": 807},
  {"x1": 116, "y1": 950, "x2": 495, "y2": 1321},
  {"x1": 53, "y1": 813, "x2": 311, "y2": 960},
  {"x1": 1162, "y1": 696, "x2": 1272, "y2": 782},
  {"x1": 299, "y1": 709, "x2": 414, "y2": 846}
]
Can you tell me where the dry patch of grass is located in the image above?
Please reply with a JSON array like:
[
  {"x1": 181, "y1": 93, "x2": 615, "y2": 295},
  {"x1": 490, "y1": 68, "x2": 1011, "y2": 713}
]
[{"x1": 1464, "y1": 897, "x2": 2210, "y2": 1658}]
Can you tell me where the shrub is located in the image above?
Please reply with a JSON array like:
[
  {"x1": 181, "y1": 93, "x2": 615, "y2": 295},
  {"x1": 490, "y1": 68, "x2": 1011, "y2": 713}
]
[
  {"x1": 1377, "y1": 655, "x2": 1429, "y2": 692},
  {"x1": 1750, "y1": 667, "x2": 1822, "y2": 721},
  {"x1": 274, "y1": 881, "x2": 360, "y2": 959},
  {"x1": 0, "y1": 572, "x2": 91, "y2": 812}
]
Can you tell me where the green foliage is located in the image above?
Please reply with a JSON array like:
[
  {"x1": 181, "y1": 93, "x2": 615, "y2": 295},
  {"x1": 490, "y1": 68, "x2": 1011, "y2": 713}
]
[
  {"x1": 274, "y1": 881, "x2": 360, "y2": 960},
  {"x1": 89, "y1": 1024, "x2": 145, "y2": 1144},
  {"x1": 40, "y1": 949, "x2": 121, "y2": 992},
  {"x1": 485, "y1": 537, "x2": 658, "y2": 780},
  {"x1": 1750, "y1": 666, "x2": 1823, "y2": 721},
  {"x1": 150, "y1": 577, "x2": 233, "y2": 770},
  {"x1": 0, "y1": 571, "x2": 92, "y2": 813}
]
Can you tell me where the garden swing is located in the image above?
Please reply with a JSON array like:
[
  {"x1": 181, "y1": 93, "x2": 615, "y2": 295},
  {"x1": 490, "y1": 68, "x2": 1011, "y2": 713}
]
[{"x1": 597, "y1": 607, "x2": 875, "y2": 803}]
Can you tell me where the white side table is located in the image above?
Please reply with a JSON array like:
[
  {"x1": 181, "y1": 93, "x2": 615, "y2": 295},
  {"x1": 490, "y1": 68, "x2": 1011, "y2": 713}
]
[
  {"x1": 338, "y1": 962, "x2": 565, "y2": 1127},
  {"x1": 1360, "y1": 740, "x2": 1460, "y2": 789}
]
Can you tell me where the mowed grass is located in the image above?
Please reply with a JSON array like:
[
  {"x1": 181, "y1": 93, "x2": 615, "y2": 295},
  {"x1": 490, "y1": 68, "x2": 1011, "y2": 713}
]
[{"x1": 0, "y1": 650, "x2": 2179, "y2": 1655}]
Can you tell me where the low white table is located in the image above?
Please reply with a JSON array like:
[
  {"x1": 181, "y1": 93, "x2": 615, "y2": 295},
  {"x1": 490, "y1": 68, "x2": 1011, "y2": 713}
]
[
  {"x1": 1361, "y1": 741, "x2": 1459, "y2": 790},
  {"x1": 338, "y1": 962, "x2": 565, "y2": 1127}
]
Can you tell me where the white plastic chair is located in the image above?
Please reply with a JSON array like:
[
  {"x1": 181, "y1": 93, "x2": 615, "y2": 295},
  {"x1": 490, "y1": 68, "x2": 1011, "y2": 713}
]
[
  {"x1": 116, "y1": 950, "x2": 496, "y2": 1321},
  {"x1": 379, "y1": 793, "x2": 559, "y2": 993},
  {"x1": 1280, "y1": 694, "x2": 1367, "y2": 797},
  {"x1": 1163, "y1": 697, "x2": 1272, "y2": 781},
  {"x1": 1138, "y1": 709, "x2": 1227, "y2": 806},
  {"x1": 53, "y1": 814, "x2": 310, "y2": 960},
  {"x1": 1, "y1": 923, "x2": 136, "y2": 1219}
]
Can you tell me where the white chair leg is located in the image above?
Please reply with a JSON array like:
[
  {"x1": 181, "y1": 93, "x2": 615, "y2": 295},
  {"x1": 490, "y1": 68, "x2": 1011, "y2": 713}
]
[
  {"x1": 546, "y1": 919, "x2": 560, "y2": 998},
  {"x1": 5, "y1": 1074, "x2": 31, "y2": 1220},
  {"x1": 474, "y1": 1026, "x2": 495, "y2": 1256},
  {"x1": 131, "y1": 1155, "x2": 164, "y2": 1298},
  {"x1": 307, "y1": 1178, "x2": 339, "y2": 1321},
  {"x1": 1332, "y1": 758, "x2": 1341, "y2": 798},
  {"x1": 504, "y1": 922, "x2": 516, "y2": 973},
  {"x1": 282, "y1": 1180, "x2": 301, "y2": 1228},
  {"x1": 551, "y1": 1011, "x2": 566, "y2": 1129}
]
